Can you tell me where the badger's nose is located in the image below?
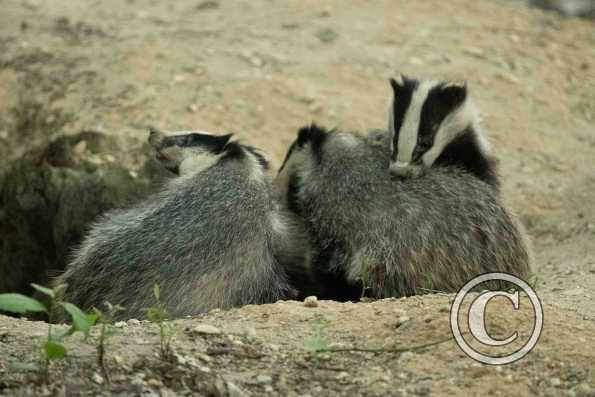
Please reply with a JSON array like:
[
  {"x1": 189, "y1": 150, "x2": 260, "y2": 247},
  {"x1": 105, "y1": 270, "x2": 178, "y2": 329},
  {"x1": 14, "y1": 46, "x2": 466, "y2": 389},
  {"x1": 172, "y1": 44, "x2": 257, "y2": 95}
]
[{"x1": 389, "y1": 161, "x2": 421, "y2": 177}]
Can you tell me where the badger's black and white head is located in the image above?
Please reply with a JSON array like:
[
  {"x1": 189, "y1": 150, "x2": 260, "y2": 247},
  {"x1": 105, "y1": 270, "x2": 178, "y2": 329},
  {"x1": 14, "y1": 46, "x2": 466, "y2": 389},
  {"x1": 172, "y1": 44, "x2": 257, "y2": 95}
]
[
  {"x1": 148, "y1": 128, "x2": 269, "y2": 177},
  {"x1": 388, "y1": 76, "x2": 498, "y2": 186}
]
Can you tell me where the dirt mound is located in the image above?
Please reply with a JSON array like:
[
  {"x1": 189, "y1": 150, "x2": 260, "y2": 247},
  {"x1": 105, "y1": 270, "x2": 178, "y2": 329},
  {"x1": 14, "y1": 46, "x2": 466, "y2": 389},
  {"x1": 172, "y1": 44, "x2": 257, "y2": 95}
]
[{"x1": 1, "y1": 295, "x2": 593, "y2": 396}]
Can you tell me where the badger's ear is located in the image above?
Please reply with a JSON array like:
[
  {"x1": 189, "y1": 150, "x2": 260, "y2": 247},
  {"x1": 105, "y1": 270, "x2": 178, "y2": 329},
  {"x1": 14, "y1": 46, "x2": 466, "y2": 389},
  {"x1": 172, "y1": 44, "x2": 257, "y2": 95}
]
[
  {"x1": 389, "y1": 74, "x2": 407, "y2": 94},
  {"x1": 439, "y1": 81, "x2": 467, "y2": 109},
  {"x1": 148, "y1": 127, "x2": 166, "y2": 148},
  {"x1": 296, "y1": 124, "x2": 329, "y2": 149},
  {"x1": 209, "y1": 133, "x2": 233, "y2": 153}
]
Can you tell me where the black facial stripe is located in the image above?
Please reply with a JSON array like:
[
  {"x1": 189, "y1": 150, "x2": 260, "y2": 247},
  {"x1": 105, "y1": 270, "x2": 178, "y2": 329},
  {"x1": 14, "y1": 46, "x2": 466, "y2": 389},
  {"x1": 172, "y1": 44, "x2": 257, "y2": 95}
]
[
  {"x1": 435, "y1": 128, "x2": 499, "y2": 188},
  {"x1": 161, "y1": 132, "x2": 232, "y2": 154},
  {"x1": 414, "y1": 83, "x2": 466, "y2": 162},
  {"x1": 243, "y1": 146, "x2": 270, "y2": 170},
  {"x1": 286, "y1": 173, "x2": 302, "y2": 216},
  {"x1": 390, "y1": 77, "x2": 418, "y2": 161}
]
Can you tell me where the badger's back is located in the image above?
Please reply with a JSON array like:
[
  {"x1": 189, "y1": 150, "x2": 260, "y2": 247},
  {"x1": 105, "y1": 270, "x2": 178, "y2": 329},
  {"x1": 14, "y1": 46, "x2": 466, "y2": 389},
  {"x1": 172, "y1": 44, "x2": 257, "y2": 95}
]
[
  {"x1": 299, "y1": 132, "x2": 531, "y2": 299},
  {"x1": 58, "y1": 158, "x2": 296, "y2": 319}
]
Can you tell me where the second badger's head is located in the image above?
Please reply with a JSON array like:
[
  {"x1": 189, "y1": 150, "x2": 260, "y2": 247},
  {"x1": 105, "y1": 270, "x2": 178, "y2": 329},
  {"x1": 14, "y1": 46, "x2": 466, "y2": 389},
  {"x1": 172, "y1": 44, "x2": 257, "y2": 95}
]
[
  {"x1": 148, "y1": 127, "x2": 269, "y2": 177},
  {"x1": 388, "y1": 75, "x2": 492, "y2": 180}
]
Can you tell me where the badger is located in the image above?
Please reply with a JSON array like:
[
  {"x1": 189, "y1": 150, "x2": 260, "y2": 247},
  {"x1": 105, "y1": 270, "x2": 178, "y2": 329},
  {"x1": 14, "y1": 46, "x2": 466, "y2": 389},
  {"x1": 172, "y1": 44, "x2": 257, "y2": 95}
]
[
  {"x1": 275, "y1": 124, "x2": 532, "y2": 301},
  {"x1": 55, "y1": 129, "x2": 312, "y2": 320},
  {"x1": 388, "y1": 75, "x2": 498, "y2": 188}
]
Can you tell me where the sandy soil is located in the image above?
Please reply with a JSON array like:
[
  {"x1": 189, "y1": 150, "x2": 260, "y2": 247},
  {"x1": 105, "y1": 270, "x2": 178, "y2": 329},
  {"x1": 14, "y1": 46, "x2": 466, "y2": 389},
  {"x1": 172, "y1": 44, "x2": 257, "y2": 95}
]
[{"x1": 0, "y1": 0, "x2": 594, "y2": 395}]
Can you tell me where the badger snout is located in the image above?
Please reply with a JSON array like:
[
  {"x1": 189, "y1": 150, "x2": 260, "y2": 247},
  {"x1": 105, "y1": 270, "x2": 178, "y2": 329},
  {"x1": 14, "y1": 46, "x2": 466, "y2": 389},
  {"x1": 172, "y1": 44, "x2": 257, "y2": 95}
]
[{"x1": 389, "y1": 161, "x2": 422, "y2": 178}]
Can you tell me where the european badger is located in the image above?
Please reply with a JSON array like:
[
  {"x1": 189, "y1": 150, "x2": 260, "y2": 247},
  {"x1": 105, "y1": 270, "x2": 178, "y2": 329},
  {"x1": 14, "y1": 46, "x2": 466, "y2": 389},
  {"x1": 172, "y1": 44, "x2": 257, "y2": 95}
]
[
  {"x1": 275, "y1": 125, "x2": 531, "y2": 300},
  {"x1": 56, "y1": 129, "x2": 311, "y2": 319},
  {"x1": 387, "y1": 75, "x2": 498, "y2": 188}
]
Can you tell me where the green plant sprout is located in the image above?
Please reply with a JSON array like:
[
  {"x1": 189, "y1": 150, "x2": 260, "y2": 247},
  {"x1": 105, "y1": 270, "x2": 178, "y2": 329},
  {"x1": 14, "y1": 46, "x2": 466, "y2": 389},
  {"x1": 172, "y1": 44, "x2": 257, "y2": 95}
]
[
  {"x1": 0, "y1": 283, "x2": 96, "y2": 382},
  {"x1": 92, "y1": 301, "x2": 124, "y2": 383},
  {"x1": 145, "y1": 284, "x2": 174, "y2": 361},
  {"x1": 303, "y1": 315, "x2": 330, "y2": 352}
]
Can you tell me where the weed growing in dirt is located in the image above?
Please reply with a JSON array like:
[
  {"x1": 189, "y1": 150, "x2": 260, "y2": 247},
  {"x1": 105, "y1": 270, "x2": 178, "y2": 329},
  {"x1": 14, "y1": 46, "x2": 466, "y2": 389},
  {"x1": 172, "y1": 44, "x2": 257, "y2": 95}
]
[
  {"x1": 304, "y1": 315, "x2": 330, "y2": 352},
  {"x1": 92, "y1": 301, "x2": 124, "y2": 383},
  {"x1": 0, "y1": 283, "x2": 95, "y2": 382},
  {"x1": 145, "y1": 284, "x2": 174, "y2": 361}
]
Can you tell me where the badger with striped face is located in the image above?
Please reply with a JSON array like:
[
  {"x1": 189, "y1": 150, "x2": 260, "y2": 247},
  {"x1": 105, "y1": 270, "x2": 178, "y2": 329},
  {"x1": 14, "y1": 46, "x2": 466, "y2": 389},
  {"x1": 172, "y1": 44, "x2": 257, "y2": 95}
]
[
  {"x1": 275, "y1": 125, "x2": 531, "y2": 301},
  {"x1": 56, "y1": 129, "x2": 312, "y2": 320},
  {"x1": 388, "y1": 76, "x2": 498, "y2": 187}
]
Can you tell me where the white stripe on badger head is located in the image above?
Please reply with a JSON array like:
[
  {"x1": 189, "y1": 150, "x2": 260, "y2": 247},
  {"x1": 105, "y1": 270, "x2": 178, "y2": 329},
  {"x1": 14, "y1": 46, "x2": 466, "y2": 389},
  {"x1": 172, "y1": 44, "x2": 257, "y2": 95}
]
[
  {"x1": 394, "y1": 80, "x2": 437, "y2": 165},
  {"x1": 421, "y1": 96, "x2": 482, "y2": 167}
]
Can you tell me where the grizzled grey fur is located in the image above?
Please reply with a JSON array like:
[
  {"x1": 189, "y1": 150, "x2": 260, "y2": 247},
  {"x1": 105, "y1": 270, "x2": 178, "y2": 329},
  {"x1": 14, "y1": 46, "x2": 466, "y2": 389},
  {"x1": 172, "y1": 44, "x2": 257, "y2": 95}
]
[
  {"x1": 275, "y1": 125, "x2": 532, "y2": 301},
  {"x1": 56, "y1": 129, "x2": 310, "y2": 319}
]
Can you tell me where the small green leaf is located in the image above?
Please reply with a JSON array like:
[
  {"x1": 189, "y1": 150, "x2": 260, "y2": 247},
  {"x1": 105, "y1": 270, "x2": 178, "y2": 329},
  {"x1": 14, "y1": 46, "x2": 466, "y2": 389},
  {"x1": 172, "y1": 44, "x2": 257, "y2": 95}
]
[
  {"x1": 86, "y1": 313, "x2": 99, "y2": 326},
  {"x1": 0, "y1": 294, "x2": 46, "y2": 314},
  {"x1": 30, "y1": 283, "x2": 55, "y2": 299},
  {"x1": 44, "y1": 341, "x2": 66, "y2": 360},
  {"x1": 53, "y1": 326, "x2": 75, "y2": 340},
  {"x1": 9, "y1": 362, "x2": 40, "y2": 372},
  {"x1": 61, "y1": 302, "x2": 92, "y2": 335},
  {"x1": 153, "y1": 284, "x2": 160, "y2": 301},
  {"x1": 304, "y1": 336, "x2": 328, "y2": 352}
]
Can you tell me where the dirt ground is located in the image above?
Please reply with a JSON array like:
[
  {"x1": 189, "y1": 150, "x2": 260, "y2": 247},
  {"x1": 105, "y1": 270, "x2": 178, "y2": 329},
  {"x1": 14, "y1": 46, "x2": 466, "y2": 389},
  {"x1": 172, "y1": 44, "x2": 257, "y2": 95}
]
[{"x1": 0, "y1": 0, "x2": 594, "y2": 395}]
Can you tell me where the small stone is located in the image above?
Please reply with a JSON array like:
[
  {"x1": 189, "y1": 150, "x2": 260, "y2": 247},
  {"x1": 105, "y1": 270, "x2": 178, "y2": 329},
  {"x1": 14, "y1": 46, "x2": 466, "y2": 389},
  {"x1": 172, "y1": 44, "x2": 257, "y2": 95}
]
[
  {"x1": 550, "y1": 377, "x2": 562, "y2": 387},
  {"x1": 395, "y1": 316, "x2": 411, "y2": 328},
  {"x1": 188, "y1": 103, "x2": 199, "y2": 112},
  {"x1": 315, "y1": 28, "x2": 337, "y2": 43},
  {"x1": 114, "y1": 321, "x2": 126, "y2": 328},
  {"x1": 575, "y1": 382, "x2": 595, "y2": 397},
  {"x1": 304, "y1": 296, "x2": 319, "y2": 308},
  {"x1": 198, "y1": 366, "x2": 211, "y2": 373},
  {"x1": 464, "y1": 46, "x2": 485, "y2": 58},
  {"x1": 196, "y1": 0, "x2": 219, "y2": 10},
  {"x1": 147, "y1": 378, "x2": 162, "y2": 387},
  {"x1": 127, "y1": 318, "x2": 141, "y2": 326},
  {"x1": 173, "y1": 74, "x2": 186, "y2": 83},
  {"x1": 192, "y1": 324, "x2": 221, "y2": 335},
  {"x1": 104, "y1": 154, "x2": 116, "y2": 163},
  {"x1": 92, "y1": 372, "x2": 104, "y2": 385},
  {"x1": 408, "y1": 56, "x2": 424, "y2": 65},
  {"x1": 226, "y1": 381, "x2": 248, "y2": 397},
  {"x1": 264, "y1": 385, "x2": 274, "y2": 393},
  {"x1": 336, "y1": 371, "x2": 349, "y2": 380},
  {"x1": 256, "y1": 374, "x2": 273, "y2": 384},
  {"x1": 72, "y1": 140, "x2": 87, "y2": 155}
]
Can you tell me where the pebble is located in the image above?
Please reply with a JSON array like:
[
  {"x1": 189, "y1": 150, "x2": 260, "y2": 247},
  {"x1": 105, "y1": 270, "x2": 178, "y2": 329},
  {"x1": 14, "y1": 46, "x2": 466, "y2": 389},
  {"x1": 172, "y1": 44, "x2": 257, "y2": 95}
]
[
  {"x1": 395, "y1": 316, "x2": 411, "y2": 328},
  {"x1": 127, "y1": 318, "x2": 141, "y2": 326},
  {"x1": 575, "y1": 382, "x2": 595, "y2": 397},
  {"x1": 192, "y1": 324, "x2": 221, "y2": 335},
  {"x1": 227, "y1": 381, "x2": 248, "y2": 397},
  {"x1": 187, "y1": 103, "x2": 199, "y2": 112},
  {"x1": 304, "y1": 296, "x2": 319, "y2": 308},
  {"x1": 72, "y1": 140, "x2": 87, "y2": 155},
  {"x1": 114, "y1": 321, "x2": 127, "y2": 328},
  {"x1": 315, "y1": 28, "x2": 337, "y2": 43},
  {"x1": 256, "y1": 374, "x2": 273, "y2": 384},
  {"x1": 91, "y1": 372, "x2": 104, "y2": 385},
  {"x1": 550, "y1": 377, "x2": 562, "y2": 387}
]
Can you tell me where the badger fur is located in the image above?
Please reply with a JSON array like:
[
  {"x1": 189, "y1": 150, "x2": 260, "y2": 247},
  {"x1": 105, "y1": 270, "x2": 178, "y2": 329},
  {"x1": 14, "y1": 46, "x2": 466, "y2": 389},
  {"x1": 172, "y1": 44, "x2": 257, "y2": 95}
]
[
  {"x1": 55, "y1": 129, "x2": 311, "y2": 319},
  {"x1": 275, "y1": 124, "x2": 532, "y2": 301},
  {"x1": 388, "y1": 75, "x2": 498, "y2": 188}
]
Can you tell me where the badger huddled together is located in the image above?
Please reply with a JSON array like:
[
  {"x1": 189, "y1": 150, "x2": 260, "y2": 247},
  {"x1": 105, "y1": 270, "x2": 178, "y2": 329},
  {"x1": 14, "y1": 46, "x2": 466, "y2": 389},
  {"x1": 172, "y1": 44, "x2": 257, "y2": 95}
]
[{"x1": 56, "y1": 76, "x2": 532, "y2": 319}]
